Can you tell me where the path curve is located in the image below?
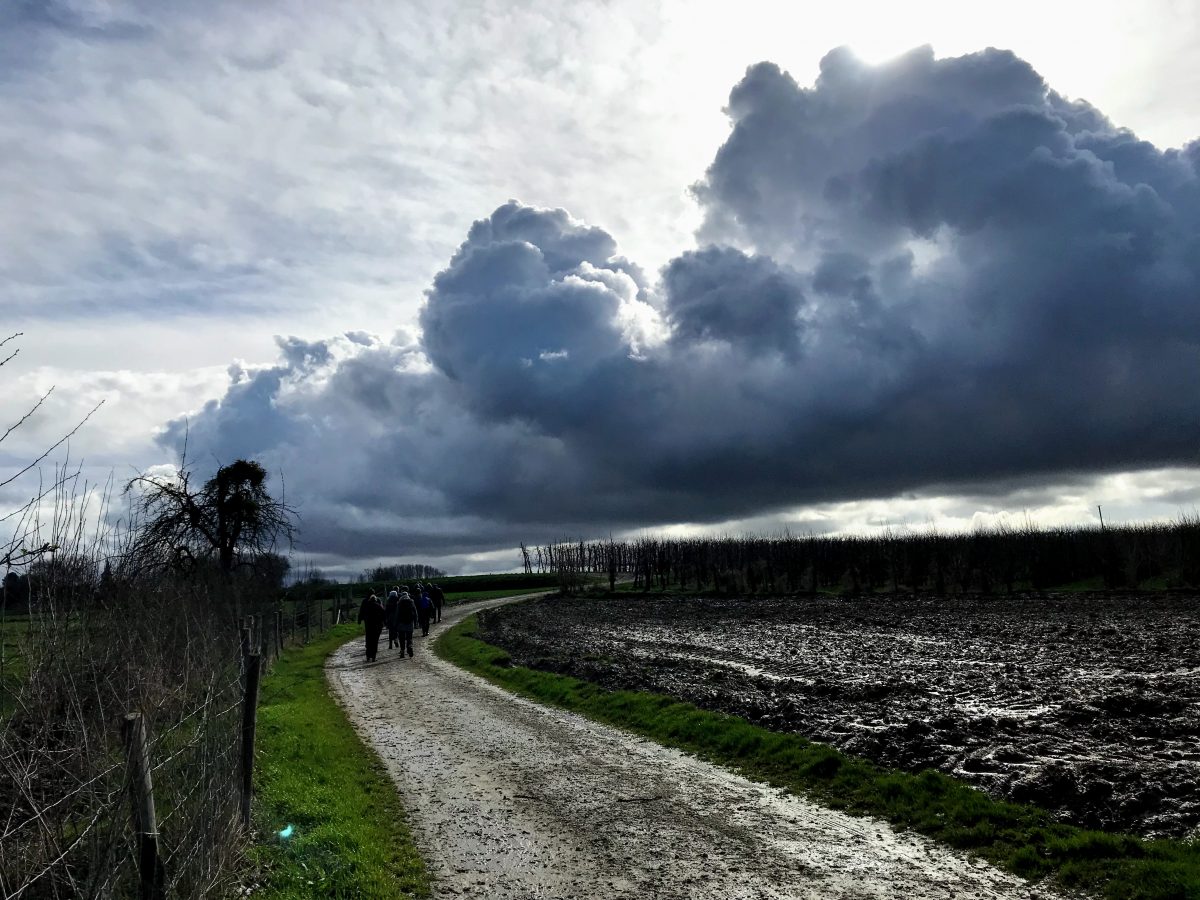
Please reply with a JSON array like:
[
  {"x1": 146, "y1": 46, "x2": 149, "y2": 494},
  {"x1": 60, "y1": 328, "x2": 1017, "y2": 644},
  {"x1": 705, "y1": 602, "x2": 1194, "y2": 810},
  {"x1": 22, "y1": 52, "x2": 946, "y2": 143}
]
[{"x1": 327, "y1": 594, "x2": 1065, "y2": 899}]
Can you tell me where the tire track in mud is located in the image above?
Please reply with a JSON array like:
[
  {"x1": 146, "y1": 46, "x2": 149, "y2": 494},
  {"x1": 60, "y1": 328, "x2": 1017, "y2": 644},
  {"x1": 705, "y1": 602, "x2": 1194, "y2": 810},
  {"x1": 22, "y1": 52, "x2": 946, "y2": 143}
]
[{"x1": 328, "y1": 595, "x2": 1066, "y2": 900}]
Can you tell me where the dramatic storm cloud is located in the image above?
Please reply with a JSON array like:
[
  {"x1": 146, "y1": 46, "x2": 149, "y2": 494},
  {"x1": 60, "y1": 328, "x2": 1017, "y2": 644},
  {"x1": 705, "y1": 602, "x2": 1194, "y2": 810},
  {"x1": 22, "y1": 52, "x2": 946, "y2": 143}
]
[{"x1": 166, "y1": 46, "x2": 1200, "y2": 563}]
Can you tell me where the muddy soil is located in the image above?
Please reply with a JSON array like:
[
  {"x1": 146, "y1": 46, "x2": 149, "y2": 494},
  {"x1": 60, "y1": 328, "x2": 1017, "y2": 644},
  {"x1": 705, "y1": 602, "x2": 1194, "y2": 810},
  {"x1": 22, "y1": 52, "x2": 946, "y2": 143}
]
[
  {"x1": 479, "y1": 593, "x2": 1200, "y2": 840},
  {"x1": 329, "y1": 594, "x2": 1066, "y2": 899}
]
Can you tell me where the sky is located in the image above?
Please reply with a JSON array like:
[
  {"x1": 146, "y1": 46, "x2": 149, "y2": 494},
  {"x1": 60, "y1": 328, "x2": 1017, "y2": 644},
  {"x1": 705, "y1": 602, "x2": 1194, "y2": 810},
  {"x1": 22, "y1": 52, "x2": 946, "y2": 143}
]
[{"x1": 1, "y1": 0, "x2": 1198, "y2": 576}]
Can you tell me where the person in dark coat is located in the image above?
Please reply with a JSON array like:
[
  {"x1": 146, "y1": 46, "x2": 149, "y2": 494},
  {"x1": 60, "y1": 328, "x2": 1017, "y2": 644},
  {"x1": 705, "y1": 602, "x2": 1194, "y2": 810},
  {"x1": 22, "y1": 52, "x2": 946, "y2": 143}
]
[
  {"x1": 430, "y1": 582, "x2": 445, "y2": 623},
  {"x1": 357, "y1": 590, "x2": 386, "y2": 662},
  {"x1": 384, "y1": 590, "x2": 400, "y2": 649},
  {"x1": 394, "y1": 589, "x2": 417, "y2": 657}
]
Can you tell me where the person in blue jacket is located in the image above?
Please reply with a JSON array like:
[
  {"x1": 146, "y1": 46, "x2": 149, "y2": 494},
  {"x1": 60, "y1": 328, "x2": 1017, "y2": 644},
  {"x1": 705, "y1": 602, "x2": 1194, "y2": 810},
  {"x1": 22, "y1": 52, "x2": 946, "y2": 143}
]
[{"x1": 414, "y1": 582, "x2": 433, "y2": 636}]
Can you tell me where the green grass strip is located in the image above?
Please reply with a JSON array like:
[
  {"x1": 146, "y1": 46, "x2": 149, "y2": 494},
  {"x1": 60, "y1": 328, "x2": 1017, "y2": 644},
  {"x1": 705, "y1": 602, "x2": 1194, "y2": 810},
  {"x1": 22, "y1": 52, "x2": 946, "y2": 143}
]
[
  {"x1": 249, "y1": 623, "x2": 429, "y2": 899},
  {"x1": 437, "y1": 615, "x2": 1200, "y2": 900}
]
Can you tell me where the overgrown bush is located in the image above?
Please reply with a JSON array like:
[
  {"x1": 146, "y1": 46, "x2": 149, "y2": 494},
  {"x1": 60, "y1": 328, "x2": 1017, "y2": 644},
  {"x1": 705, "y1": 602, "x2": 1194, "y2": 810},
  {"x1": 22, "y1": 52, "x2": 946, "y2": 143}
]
[{"x1": 1, "y1": 478, "x2": 279, "y2": 898}]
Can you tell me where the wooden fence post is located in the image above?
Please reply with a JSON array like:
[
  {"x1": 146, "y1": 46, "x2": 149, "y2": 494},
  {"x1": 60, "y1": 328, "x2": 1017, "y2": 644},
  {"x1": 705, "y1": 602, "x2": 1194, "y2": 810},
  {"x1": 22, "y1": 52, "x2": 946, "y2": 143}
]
[
  {"x1": 121, "y1": 713, "x2": 165, "y2": 900},
  {"x1": 275, "y1": 609, "x2": 283, "y2": 656},
  {"x1": 240, "y1": 652, "x2": 261, "y2": 829},
  {"x1": 304, "y1": 596, "x2": 311, "y2": 644}
]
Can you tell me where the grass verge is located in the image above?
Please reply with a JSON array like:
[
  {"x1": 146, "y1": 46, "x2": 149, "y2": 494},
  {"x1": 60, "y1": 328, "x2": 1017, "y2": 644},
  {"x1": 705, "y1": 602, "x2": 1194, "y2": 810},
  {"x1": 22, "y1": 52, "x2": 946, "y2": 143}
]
[
  {"x1": 249, "y1": 623, "x2": 428, "y2": 899},
  {"x1": 437, "y1": 614, "x2": 1200, "y2": 900}
]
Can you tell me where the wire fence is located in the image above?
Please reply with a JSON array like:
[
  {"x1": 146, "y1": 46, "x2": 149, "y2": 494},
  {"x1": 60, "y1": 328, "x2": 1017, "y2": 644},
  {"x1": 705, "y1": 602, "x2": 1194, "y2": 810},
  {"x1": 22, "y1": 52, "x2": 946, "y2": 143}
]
[{"x1": 0, "y1": 582, "x2": 348, "y2": 899}]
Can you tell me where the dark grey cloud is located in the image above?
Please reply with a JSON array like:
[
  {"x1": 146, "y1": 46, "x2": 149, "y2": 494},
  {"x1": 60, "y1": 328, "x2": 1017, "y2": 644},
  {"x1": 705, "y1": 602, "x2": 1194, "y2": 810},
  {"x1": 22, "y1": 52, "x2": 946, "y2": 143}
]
[
  {"x1": 160, "y1": 336, "x2": 340, "y2": 463},
  {"x1": 419, "y1": 201, "x2": 639, "y2": 427},
  {"x1": 0, "y1": 4, "x2": 137, "y2": 89},
  {"x1": 162, "y1": 46, "x2": 1200, "y2": 560},
  {"x1": 663, "y1": 248, "x2": 806, "y2": 356},
  {"x1": 2, "y1": 1, "x2": 154, "y2": 41}
]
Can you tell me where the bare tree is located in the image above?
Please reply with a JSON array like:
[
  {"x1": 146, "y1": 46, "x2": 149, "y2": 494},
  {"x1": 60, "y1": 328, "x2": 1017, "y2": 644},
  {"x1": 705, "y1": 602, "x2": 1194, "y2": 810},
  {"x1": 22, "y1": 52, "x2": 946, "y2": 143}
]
[{"x1": 125, "y1": 458, "x2": 297, "y2": 578}]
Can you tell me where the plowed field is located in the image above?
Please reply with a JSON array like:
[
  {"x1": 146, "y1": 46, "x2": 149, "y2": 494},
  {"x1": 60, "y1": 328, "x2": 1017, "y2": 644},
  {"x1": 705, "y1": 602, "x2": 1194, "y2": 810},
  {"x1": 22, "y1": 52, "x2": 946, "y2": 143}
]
[{"x1": 479, "y1": 593, "x2": 1200, "y2": 839}]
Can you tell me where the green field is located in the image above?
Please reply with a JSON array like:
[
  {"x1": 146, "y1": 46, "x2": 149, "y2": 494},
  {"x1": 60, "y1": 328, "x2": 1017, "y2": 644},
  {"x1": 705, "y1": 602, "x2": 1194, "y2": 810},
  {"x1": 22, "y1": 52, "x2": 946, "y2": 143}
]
[
  {"x1": 0, "y1": 614, "x2": 30, "y2": 717},
  {"x1": 281, "y1": 573, "x2": 558, "y2": 615},
  {"x1": 444, "y1": 587, "x2": 553, "y2": 602},
  {"x1": 339, "y1": 573, "x2": 558, "y2": 598}
]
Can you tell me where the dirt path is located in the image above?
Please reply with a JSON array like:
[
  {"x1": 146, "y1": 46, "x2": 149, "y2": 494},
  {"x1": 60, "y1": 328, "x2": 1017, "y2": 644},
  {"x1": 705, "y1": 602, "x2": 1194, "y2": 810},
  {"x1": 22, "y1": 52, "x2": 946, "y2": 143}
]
[{"x1": 327, "y1": 595, "x2": 1065, "y2": 899}]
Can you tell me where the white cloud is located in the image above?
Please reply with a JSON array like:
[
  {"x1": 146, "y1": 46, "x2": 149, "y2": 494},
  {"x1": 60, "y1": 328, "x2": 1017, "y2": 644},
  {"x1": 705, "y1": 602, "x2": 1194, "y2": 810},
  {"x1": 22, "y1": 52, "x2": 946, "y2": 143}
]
[
  {"x1": 0, "y1": 359, "x2": 229, "y2": 463},
  {"x1": 633, "y1": 467, "x2": 1200, "y2": 541},
  {"x1": 2, "y1": 3, "x2": 1198, "y2": 571}
]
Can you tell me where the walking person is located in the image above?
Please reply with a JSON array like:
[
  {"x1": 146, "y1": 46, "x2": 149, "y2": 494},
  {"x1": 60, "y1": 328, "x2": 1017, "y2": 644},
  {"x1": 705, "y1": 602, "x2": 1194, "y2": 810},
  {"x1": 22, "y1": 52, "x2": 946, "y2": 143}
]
[
  {"x1": 385, "y1": 589, "x2": 400, "y2": 649},
  {"x1": 415, "y1": 583, "x2": 433, "y2": 637},
  {"x1": 394, "y1": 587, "x2": 417, "y2": 657},
  {"x1": 357, "y1": 589, "x2": 386, "y2": 662},
  {"x1": 430, "y1": 582, "x2": 445, "y2": 623}
]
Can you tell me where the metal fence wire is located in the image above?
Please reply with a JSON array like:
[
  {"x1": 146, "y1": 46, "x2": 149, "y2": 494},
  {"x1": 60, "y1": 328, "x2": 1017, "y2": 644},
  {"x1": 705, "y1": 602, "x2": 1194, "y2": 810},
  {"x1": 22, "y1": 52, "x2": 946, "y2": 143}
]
[{"x1": 1, "y1": 583, "x2": 342, "y2": 900}]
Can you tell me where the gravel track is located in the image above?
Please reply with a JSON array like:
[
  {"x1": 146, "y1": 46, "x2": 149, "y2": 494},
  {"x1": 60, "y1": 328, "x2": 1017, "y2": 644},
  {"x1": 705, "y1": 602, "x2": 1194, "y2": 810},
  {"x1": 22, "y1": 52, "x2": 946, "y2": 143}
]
[{"x1": 327, "y1": 595, "x2": 1066, "y2": 900}]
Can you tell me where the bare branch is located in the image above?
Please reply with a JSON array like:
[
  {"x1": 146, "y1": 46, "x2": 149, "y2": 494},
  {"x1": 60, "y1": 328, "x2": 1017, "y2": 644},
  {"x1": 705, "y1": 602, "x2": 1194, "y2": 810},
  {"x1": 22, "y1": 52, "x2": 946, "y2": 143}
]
[
  {"x1": 0, "y1": 331, "x2": 22, "y2": 368},
  {"x1": 0, "y1": 399, "x2": 106, "y2": 491},
  {"x1": 1, "y1": 387, "x2": 53, "y2": 446}
]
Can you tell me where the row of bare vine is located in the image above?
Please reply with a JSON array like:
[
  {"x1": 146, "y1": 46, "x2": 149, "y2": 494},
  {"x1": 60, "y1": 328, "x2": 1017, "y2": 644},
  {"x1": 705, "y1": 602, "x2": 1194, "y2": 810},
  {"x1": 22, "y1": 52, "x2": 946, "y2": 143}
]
[{"x1": 532, "y1": 517, "x2": 1200, "y2": 595}]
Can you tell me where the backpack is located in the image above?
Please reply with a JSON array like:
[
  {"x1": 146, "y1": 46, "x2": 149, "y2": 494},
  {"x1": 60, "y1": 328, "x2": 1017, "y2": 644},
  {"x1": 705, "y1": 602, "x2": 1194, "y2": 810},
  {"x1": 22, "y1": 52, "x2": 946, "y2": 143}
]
[
  {"x1": 418, "y1": 592, "x2": 432, "y2": 610},
  {"x1": 396, "y1": 595, "x2": 416, "y2": 624}
]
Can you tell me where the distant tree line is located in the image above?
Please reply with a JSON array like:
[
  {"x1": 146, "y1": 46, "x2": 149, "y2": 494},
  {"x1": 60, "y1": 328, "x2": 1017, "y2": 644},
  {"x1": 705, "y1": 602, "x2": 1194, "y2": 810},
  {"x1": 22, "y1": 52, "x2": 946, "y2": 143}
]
[
  {"x1": 357, "y1": 562, "x2": 447, "y2": 583},
  {"x1": 2, "y1": 550, "x2": 292, "y2": 611},
  {"x1": 532, "y1": 517, "x2": 1200, "y2": 595}
]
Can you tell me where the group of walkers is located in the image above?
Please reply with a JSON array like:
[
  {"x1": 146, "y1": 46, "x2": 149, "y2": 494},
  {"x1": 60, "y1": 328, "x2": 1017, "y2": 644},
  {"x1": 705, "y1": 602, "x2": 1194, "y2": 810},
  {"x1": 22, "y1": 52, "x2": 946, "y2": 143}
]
[{"x1": 357, "y1": 581, "x2": 445, "y2": 662}]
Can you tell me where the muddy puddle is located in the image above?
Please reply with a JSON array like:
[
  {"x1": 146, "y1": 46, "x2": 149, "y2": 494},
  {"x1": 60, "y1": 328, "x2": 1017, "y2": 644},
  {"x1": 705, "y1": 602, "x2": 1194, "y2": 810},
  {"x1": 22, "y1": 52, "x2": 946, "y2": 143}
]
[{"x1": 479, "y1": 592, "x2": 1200, "y2": 839}]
